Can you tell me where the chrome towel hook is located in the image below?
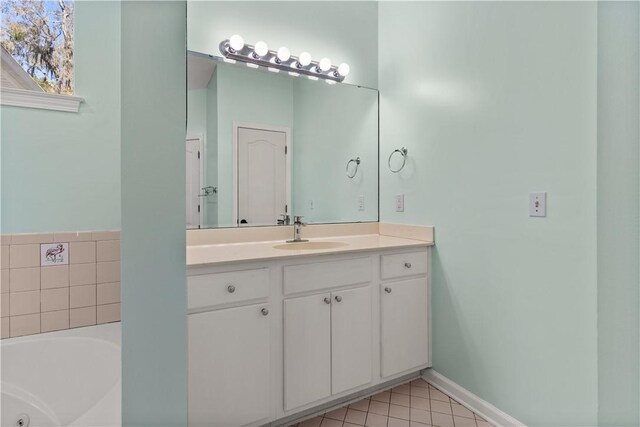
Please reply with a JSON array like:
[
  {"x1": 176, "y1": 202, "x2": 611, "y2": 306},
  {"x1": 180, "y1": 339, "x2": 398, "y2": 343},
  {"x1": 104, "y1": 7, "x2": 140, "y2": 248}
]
[
  {"x1": 388, "y1": 147, "x2": 408, "y2": 173},
  {"x1": 346, "y1": 157, "x2": 361, "y2": 179}
]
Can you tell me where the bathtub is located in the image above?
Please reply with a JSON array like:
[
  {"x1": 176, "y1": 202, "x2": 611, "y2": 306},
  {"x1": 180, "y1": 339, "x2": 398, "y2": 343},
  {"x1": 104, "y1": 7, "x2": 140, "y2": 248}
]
[{"x1": 1, "y1": 323, "x2": 120, "y2": 427}]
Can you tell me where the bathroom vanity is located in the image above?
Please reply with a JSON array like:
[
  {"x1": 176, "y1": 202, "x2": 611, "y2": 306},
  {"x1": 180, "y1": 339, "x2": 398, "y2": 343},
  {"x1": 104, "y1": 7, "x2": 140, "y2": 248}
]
[{"x1": 186, "y1": 230, "x2": 432, "y2": 426}]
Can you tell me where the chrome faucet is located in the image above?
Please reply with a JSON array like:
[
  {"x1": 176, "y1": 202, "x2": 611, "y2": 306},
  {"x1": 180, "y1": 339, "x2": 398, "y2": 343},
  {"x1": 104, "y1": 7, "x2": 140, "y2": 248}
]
[
  {"x1": 287, "y1": 216, "x2": 308, "y2": 243},
  {"x1": 277, "y1": 214, "x2": 290, "y2": 225}
]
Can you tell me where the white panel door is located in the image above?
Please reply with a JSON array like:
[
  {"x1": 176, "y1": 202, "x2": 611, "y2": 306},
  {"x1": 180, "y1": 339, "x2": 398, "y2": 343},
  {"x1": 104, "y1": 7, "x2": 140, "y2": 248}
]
[
  {"x1": 186, "y1": 138, "x2": 201, "y2": 229},
  {"x1": 380, "y1": 278, "x2": 429, "y2": 377},
  {"x1": 331, "y1": 286, "x2": 373, "y2": 394},
  {"x1": 188, "y1": 304, "x2": 271, "y2": 426},
  {"x1": 237, "y1": 127, "x2": 287, "y2": 226},
  {"x1": 284, "y1": 293, "x2": 331, "y2": 411}
]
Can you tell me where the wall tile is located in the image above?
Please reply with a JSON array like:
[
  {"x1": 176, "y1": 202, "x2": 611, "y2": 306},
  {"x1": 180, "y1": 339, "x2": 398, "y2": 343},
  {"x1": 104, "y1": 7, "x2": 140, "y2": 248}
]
[
  {"x1": 1, "y1": 292, "x2": 9, "y2": 317},
  {"x1": 10, "y1": 290, "x2": 40, "y2": 316},
  {"x1": 41, "y1": 265, "x2": 69, "y2": 289},
  {"x1": 10, "y1": 313, "x2": 40, "y2": 337},
  {"x1": 0, "y1": 270, "x2": 8, "y2": 293},
  {"x1": 0, "y1": 235, "x2": 11, "y2": 245},
  {"x1": 1, "y1": 317, "x2": 9, "y2": 338},
  {"x1": 97, "y1": 261, "x2": 120, "y2": 284},
  {"x1": 92, "y1": 231, "x2": 120, "y2": 241},
  {"x1": 97, "y1": 282, "x2": 120, "y2": 305},
  {"x1": 9, "y1": 245, "x2": 40, "y2": 269},
  {"x1": 70, "y1": 306, "x2": 96, "y2": 328},
  {"x1": 70, "y1": 241, "x2": 96, "y2": 264},
  {"x1": 54, "y1": 232, "x2": 93, "y2": 242},
  {"x1": 97, "y1": 240, "x2": 120, "y2": 262},
  {"x1": 97, "y1": 303, "x2": 120, "y2": 324},
  {"x1": 41, "y1": 310, "x2": 69, "y2": 332},
  {"x1": 41, "y1": 287, "x2": 69, "y2": 312},
  {"x1": 1, "y1": 246, "x2": 9, "y2": 269},
  {"x1": 70, "y1": 284, "x2": 96, "y2": 308},
  {"x1": 9, "y1": 267, "x2": 40, "y2": 292},
  {"x1": 11, "y1": 233, "x2": 54, "y2": 245},
  {"x1": 70, "y1": 263, "x2": 96, "y2": 286}
]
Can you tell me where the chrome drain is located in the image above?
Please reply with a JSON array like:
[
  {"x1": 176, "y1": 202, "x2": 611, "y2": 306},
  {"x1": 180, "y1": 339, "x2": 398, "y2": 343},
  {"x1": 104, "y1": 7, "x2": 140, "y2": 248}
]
[{"x1": 15, "y1": 414, "x2": 30, "y2": 427}]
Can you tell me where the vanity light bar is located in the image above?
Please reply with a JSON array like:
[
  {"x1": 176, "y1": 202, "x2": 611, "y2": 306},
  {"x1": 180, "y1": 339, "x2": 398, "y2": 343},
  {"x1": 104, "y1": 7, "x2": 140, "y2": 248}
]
[{"x1": 219, "y1": 36, "x2": 350, "y2": 83}]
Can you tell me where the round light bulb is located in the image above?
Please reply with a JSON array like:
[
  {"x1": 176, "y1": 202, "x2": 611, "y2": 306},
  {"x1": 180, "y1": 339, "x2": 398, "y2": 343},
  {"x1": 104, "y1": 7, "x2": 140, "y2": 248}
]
[
  {"x1": 337, "y1": 63, "x2": 350, "y2": 77},
  {"x1": 319, "y1": 57, "x2": 332, "y2": 72},
  {"x1": 254, "y1": 41, "x2": 269, "y2": 57},
  {"x1": 298, "y1": 52, "x2": 312, "y2": 67},
  {"x1": 276, "y1": 46, "x2": 291, "y2": 62},
  {"x1": 229, "y1": 34, "x2": 244, "y2": 51}
]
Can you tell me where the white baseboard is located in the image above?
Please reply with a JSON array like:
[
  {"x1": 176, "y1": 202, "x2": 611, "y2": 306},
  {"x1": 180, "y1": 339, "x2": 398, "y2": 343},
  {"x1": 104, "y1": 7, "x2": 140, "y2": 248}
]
[{"x1": 422, "y1": 369, "x2": 526, "y2": 427}]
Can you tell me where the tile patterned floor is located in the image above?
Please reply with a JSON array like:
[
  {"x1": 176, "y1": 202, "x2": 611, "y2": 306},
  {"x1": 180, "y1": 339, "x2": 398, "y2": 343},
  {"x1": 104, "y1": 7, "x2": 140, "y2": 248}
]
[{"x1": 291, "y1": 379, "x2": 491, "y2": 427}]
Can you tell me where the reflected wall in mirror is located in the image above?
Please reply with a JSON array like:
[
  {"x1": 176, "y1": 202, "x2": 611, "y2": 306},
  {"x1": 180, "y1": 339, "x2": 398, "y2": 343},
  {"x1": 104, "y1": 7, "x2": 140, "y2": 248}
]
[{"x1": 186, "y1": 51, "x2": 379, "y2": 229}]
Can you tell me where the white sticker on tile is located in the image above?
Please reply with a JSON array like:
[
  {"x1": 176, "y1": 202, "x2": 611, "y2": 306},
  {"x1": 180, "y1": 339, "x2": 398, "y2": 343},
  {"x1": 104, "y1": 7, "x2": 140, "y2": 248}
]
[{"x1": 40, "y1": 243, "x2": 69, "y2": 266}]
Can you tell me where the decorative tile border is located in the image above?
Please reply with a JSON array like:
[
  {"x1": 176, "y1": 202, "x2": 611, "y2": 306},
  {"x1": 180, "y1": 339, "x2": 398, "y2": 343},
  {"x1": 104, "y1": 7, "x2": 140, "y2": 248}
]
[{"x1": 0, "y1": 231, "x2": 120, "y2": 339}]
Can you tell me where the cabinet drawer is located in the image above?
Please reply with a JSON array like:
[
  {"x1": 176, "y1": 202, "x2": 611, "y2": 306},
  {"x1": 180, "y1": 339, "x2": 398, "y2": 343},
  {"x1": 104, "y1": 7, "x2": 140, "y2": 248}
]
[
  {"x1": 380, "y1": 251, "x2": 427, "y2": 280},
  {"x1": 283, "y1": 257, "x2": 372, "y2": 295},
  {"x1": 188, "y1": 268, "x2": 269, "y2": 310}
]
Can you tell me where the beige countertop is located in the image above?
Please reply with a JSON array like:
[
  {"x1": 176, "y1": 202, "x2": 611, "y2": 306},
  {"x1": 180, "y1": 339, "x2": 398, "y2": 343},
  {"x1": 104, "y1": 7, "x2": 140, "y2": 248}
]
[{"x1": 187, "y1": 233, "x2": 433, "y2": 267}]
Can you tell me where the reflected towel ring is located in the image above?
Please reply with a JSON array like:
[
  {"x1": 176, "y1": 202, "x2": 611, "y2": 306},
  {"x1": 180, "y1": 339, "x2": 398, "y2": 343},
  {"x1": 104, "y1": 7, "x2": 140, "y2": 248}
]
[
  {"x1": 388, "y1": 147, "x2": 408, "y2": 173},
  {"x1": 346, "y1": 157, "x2": 361, "y2": 178}
]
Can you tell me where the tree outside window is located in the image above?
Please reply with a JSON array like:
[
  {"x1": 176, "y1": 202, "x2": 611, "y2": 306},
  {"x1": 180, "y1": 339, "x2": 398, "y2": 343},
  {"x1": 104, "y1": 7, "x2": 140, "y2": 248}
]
[{"x1": 1, "y1": 0, "x2": 74, "y2": 95}]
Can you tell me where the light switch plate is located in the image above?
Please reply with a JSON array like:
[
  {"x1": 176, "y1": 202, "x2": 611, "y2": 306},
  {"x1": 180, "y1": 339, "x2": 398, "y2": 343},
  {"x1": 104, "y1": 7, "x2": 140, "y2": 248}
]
[
  {"x1": 395, "y1": 194, "x2": 405, "y2": 212},
  {"x1": 529, "y1": 192, "x2": 546, "y2": 217},
  {"x1": 358, "y1": 195, "x2": 365, "y2": 211}
]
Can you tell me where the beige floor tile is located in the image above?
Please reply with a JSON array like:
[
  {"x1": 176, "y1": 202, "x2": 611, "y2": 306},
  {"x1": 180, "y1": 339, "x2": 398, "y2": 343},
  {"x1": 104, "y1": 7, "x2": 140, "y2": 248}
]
[
  {"x1": 368, "y1": 400, "x2": 389, "y2": 416},
  {"x1": 344, "y1": 423, "x2": 361, "y2": 427},
  {"x1": 428, "y1": 389, "x2": 450, "y2": 403},
  {"x1": 410, "y1": 409, "x2": 432, "y2": 425},
  {"x1": 325, "y1": 407, "x2": 347, "y2": 421},
  {"x1": 9, "y1": 245, "x2": 39, "y2": 268},
  {"x1": 350, "y1": 399, "x2": 370, "y2": 412},
  {"x1": 389, "y1": 404, "x2": 410, "y2": 420},
  {"x1": 411, "y1": 396, "x2": 430, "y2": 411},
  {"x1": 41, "y1": 287, "x2": 69, "y2": 312},
  {"x1": 453, "y1": 416, "x2": 476, "y2": 427},
  {"x1": 410, "y1": 422, "x2": 431, "y2": 427},
  {"x1": 371, "y1": 391, "x2": 391, "y2": 403},
  {"x1": 391, "y1": 392, "x2": 410, "y2": 407},
  {"x1": 345, "y1": 409, "x2": 367, "y2": 425},
  {"x1": 320, "y1": 418, "x2": 342, "y2": 427},
  {"x1": 41, "y1": 309, "x2": 69, "y2": 332},
  {"x1": 365, "y1": 413, "x2": 388, "y2": 427},
  {"x1": 431, "y1": 412, "x2": 454, "y2": 427},
  {"x1": 299, "y1": 416, "x2": 323, "y2": 427},
  {"x1": 388, "y1": 417, "x2": 411, "y2": 427},
  {"x1": 473, "y1": 414, "x2": 486, "y2": 423},
  {"x1": 70, "y1": 242, "x2": 96, "y2": 264},
  {"x1": 41, "y1": 265, "x2": 69, "y2": 289},
  {"x1": 475, "y1": 421, "x2": 490, "y2": 427},
  {"x1": 10, "y1": 313, "x2": 40, "y2": 337},
  {"x1": 393, "y1": 383, "x2": 411, "y2": 395},
  {"x1": 9, "y1": 268, "x2": 40, "y2": 292},
  {"x1": 452, "y1": 405, "x2": 474, "y2": 419},
  {"x1": 430, "y1": 400, "x2": 452, "y2": 415},
  {"x1": 411, "y1": 379, "x2": 429, "y2": 389},
  {"x1": 411, "y1": 386, "x2": 429, "y2": 399}
]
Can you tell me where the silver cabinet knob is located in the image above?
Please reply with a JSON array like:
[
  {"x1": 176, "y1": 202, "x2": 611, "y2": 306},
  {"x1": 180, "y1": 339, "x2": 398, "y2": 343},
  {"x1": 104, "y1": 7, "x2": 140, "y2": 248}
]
[
  {"x1": 404, "y1": 262, "x2": 412, "y2": 268},
  {"x1": 324, "y1": 297, "x2": 331, "y2": 304},
  {"x1": 334, "y1": 295, "x2": 342, "y2": 302},
  {"x1": 261, "y1": 308, "x2": 269, "y2": 316},
  {"x1": 227, "y1": 285, "x2": 236, "y2": 293},
  {"x1": 384, "y1": 287, "x2": 392, "y2": 293}
]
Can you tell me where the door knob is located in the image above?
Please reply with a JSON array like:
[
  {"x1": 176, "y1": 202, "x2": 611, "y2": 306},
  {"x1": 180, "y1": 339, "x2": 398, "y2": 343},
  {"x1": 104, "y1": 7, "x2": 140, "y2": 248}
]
[
  {"x1": 334, "y1": 295, "x2": 342, "y2": 302},
  {"x1": 261, "y1": 308, "x2": 269, "y2": 316},
  {"x1": 404, "y1": 262, "x2": 412, "y2": 268},
  {"x1": 324, "y1": 297, "x2": 331, "y2": 304},
  {"x1": 227, "y1": 285, "x2": 236, "y2": 293},
  {"x1": 384, "y1": 287, "x2": 392, "y2": 293}
]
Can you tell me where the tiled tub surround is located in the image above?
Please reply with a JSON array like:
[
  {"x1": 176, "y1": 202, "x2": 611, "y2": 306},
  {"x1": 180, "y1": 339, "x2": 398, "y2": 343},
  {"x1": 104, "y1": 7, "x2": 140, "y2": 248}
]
[{"x1": 0, "y1": 231, "x2": 121, "y2": 338}]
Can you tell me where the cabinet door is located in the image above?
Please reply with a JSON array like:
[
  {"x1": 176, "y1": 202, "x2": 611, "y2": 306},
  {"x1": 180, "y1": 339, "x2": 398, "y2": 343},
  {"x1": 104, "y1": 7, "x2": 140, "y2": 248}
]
[
  {"x1": 380, "y1": 278, "x2": 429, "y2": 377},
  {"x1": 284, "y1": 293, "x2": 331, "y2": 410},
  {"x1": 331, "y1": 286, "x2": 373, "y2": 394},
  {"x1": 188, "y1": 304, "x2": 271, "y2": 426}
]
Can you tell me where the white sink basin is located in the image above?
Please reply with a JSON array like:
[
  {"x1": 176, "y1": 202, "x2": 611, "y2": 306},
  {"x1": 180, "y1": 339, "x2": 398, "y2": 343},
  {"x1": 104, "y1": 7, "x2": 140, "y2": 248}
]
[{"x1": 273, "y1": 241, "x2": 348, "y2": 250}]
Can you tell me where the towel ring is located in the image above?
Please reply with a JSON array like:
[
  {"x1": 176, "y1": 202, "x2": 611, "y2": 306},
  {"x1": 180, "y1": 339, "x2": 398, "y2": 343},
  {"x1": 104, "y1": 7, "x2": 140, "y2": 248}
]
[
  {"x1": 346, "y1": 157, "x2": 361, "y2": 179},
  {"x1": 388, "y1": 147, "x2": 408, "y2": 173}
]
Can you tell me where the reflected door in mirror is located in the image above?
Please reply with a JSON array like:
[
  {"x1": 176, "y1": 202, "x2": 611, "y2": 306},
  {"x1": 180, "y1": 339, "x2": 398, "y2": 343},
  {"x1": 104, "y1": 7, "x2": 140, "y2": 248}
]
[
  {"x1": 186, "y1": 137, "x2": 203, "y2": 229},
  {"x1": 236, "y1": 126, "x2": 289, "y2": 226}
]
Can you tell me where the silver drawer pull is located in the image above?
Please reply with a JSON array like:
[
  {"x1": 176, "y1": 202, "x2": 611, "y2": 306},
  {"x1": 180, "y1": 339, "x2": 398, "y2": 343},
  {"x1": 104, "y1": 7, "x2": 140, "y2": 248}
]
[
  {"x1": 261, "y1": 308, "x2": 269, "y2": 316},
  {"x1": 324, "y1": 297, "x2": 331, "y2": 304},
  {"x1": 227, "y1": 285, "x2": 236, "y2": 293},
  {"x1": 404, "y1": 262, "x2": 412, "y2": 268},
  {"x1": 385, "y1": 287, "x2": 392, "y2": 293},
  {"x1": 334, "y1": 295, "x2": 342, "y2": 302}
]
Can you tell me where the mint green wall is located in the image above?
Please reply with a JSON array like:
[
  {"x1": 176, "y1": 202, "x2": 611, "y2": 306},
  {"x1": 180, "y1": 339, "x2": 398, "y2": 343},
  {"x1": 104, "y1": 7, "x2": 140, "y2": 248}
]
[
  {"x1": 1, "y1": 1, "x2": 121, "y2": 233},
  {"x1": 379, "y1": 2, "x2": 599, "y2": 424},
  {"x1": 186, "y1": 1, "x2": 378, "y2": 89},
  {"x1": 187, "y1": 88, "x2": 207, "y2": 138},
  {"x1": 121, "y1": 1, "x2": 187, "y2": 425},
  {"x1": 292, "y1": 79, "x2": 378, "y2": 223},
  {"x1": 597, "y1": 2, "x2": 640, "y2": 425}
]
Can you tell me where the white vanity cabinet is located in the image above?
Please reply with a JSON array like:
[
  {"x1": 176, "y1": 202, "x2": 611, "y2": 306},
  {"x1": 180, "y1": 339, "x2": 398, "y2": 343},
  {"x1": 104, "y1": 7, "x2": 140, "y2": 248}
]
[{"x1": 187, "y1": 245, "x2": 431, "y2": 427}]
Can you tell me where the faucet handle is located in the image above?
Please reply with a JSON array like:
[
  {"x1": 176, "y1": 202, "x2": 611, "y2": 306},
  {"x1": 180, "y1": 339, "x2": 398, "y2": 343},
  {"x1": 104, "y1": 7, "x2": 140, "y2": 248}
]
[{"x1": 294, "y1": 215, "x2": 306, "y2": 225}]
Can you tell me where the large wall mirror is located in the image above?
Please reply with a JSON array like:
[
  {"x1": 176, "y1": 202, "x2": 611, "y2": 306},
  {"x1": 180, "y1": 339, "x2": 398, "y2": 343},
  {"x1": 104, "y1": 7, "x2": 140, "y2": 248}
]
[{"x1": 187, "y1": 51, "x2": 379, "y2": 229}]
